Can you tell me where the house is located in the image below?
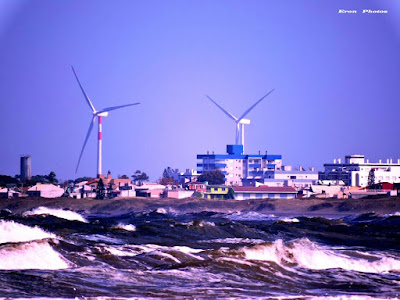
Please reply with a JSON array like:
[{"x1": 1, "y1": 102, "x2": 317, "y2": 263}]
[
  {"x1": 178, "y1": 169, "x2": 200, "y2": 184},
  {"x1": 0, "y1": 188, "x2": 20, "y2": 199},
  {"x1": 203, "y1": 185, "x2": 232, "y2": 199},
  {"x1": 165, "y1": 189, "x2": 194, "y2": 199},
  {"x1": 27, "y1": 183, "x2": 64, "y2": 198},
  {"x1": 232, "y1": 186, "x2": 297, "y2": 200},
  {"x1": 186, "y1": 182, "x2": 206, "y2": 192},
  {"x1": 135, "y1": 183, "x2": 166, "y2": 198},
  {"x1": 69, "y1": 182, "x2": 96, "y2": 199}
]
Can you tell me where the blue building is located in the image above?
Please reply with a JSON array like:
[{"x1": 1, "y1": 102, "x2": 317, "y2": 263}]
[{"x1": 197, "y1": 145, "x2": 282, "y2": 186}]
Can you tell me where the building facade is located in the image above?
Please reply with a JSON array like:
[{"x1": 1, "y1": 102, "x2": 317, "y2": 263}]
[
  {"x1": 319, "y1": 154, "x2": 400, "y2": 187},
  {"x1": 197, "y1": 145, "x2": 282, "y2": 186},
  {"x1": 243, "y1": 167, "x2": 318, "y2": 188},
  {"x1": 232, "y1": 186, "x2": 297, "y2": 200}
]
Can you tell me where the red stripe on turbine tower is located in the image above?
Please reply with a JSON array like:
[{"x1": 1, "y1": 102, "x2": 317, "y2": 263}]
[{"x1": 98, "y1": 116, "x2": 102, "y2": 140}]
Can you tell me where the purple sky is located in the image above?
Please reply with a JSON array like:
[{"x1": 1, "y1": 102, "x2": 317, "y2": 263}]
[{"x1": 0, "y1": 0, "x2": 399, "y2": 182}]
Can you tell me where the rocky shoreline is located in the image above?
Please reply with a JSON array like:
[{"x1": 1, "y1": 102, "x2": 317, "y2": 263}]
[{"x1": 0, "y1": 196, "x2": 399, "y2": 216}]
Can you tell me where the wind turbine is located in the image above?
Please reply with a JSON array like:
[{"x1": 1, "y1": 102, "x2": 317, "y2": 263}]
[
  {"x1": 72, "y1": 66, "x2": 140, "y2": 177},
  {"x1": 206, "y1": 89, "x2": 275, "y2": 153}
]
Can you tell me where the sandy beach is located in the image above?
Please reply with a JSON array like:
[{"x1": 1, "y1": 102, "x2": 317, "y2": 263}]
[{"x1": 1, "y1": 196, "x2": 399, "y2": 216}]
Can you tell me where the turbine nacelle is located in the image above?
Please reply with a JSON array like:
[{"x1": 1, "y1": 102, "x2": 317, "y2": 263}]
[
  {"x1": 239, "y1": 118, "x2": 250, "y2": 125},
  {"x1": 96, "y1": 111, "x2": 109, "y2": 117}
]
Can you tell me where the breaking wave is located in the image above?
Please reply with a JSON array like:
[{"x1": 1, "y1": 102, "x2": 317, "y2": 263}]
[
  {"x1": 243, "y1": 238, "x2": 400, "y2": 273},
  {"x1": 113, "y1": 223, "x2": 136, "y2": 231},
  {"x1": 0, "y1": 220, "x2": 55, "y2": 244},
  {"x1": 23, "y1": 207, "x2": 88, "y2": 222},
  {"x1": 0, "y1": 240, "x2": 70, "y2": 270}
]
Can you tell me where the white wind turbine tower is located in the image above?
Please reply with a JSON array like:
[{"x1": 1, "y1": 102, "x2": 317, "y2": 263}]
[
  {"x1": 206, "y1": 89, "x2": 275, "y2": 153},
  {"x1": 72, "y1": 66, "x2": 140, "y2": 177}
]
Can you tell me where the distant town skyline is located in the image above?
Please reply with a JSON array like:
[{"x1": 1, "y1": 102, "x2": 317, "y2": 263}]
[{"x1": 0, "y1": 0, "x2": 399, "y2": 182}]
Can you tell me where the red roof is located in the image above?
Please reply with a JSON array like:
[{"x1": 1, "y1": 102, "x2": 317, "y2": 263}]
[
  {"x1": 86, "y1": 179, "x2": 99, "y2": 185},
  {"x1": 232, "y1": 186, "x2": 297, "y2": 193}
]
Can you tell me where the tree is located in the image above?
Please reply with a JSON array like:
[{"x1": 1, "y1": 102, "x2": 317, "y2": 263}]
[
  {"x1": 132, "y1": 170, "x2": 149, "y2": 185},
  {"x1": 368, "y1": 169, "x2": 375, "y2": 187},
  {"x1": 95, "y1": 178, "x2": 105, "y2": 199},
  {"x1": 0, "y1": 175, "x2": 18, "y2": 187},
  {"x1": 118, "y1": 174, "x2": 129, "y2": 179},
  {"x1": 159, "y1": 177, "x2": 178, "y2": 186},
  {"x1": 197, "y1": 170, "x2": 225, "y2": 185},
  {"x1": 46, "y1": 171, "x2": 58, "y2": 184},
  {"x1": 29, "y1": 175, "x2": 47, "y2": 184}
]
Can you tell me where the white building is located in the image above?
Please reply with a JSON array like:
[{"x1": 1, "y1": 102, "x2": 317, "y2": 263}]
[
  {"x1": 319, "y1": 154, "x2": 400, "y2": 187},
  {"x1": 27, "y1": 183, "x2": 64, "y2": 198},
  {"x1": 243, "y1": 165, "x2": 318, "y2": 188}
]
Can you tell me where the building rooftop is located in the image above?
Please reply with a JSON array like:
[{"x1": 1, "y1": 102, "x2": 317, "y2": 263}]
[{"x1": 232, "y1": 186, "x2": 297, "y2": 193}]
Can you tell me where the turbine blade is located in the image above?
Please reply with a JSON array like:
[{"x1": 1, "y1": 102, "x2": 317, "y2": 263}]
[
  {"x1": 97, "y1": 102, "x2": 140, "y2": 114},
  {"x1": 238, "y1": 89, "x2": 275, "y2": 121},
  {"x1": 71, "y1": 66, "x2": 96, "y2": 113},
  {"x1": 206, "y1": 95, "x2": 238, "y2": 121},
  {"x1": 76, "y1": 116, "x2": 96, "y2": 173}
]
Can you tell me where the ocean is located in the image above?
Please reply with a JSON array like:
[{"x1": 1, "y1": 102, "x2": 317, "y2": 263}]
[{"x1": 0, "y1": 206, "x2": 399, "y2": 299}]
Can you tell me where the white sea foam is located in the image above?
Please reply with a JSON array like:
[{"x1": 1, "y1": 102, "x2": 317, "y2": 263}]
[
  {"x1": 81, "y1": 234, "x2": 124, "y2": 244},
  {"x1": 23, "y1": 207, "x2": 88, "y2": 223},
  {"x1": 280, "y1": 217, "x2": 300, "y2": 223},
  {"x1": 226, "y1": 211, "x2": 276, "y2": 221},
  {"x1": 103, "y1": 246, "x2": 138, "y2": 257},
  {"x1": 0, "y1": 220, "x2": 56, "y2": 244},
  {"x1": 384, "y1": 211, "x2": 400, "y2": 217},
  {"x1": 310, "y1": 296, "x2": 390, "y2": 300},
  {"x1": 0, "y1": 240, "x2": 70, "y2": 270},
  {"x1": 156, "y1": 207, "x2": 167, "y2": 214},
  {"x1": 201, "y1": 237, "x2": 265, "y2": 244},
  {"x1": 199, "y1": 221, "x2": 215, "y2": 227},
  {"x1": 172, "y1": 246, "x2": 203, "y2": 254},
  {"x1": 243, "y1": 238, "x2": 400, "y2": 274},
  {"x1": 103, "y1": 244, "x2": 204, "y2": 261},
  {"x1": 113, "y1": 223, "x2": 136, "y2": 231}
]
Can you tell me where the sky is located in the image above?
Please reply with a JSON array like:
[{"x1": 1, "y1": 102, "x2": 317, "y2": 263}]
[{"x1": 0, "y1": 0, "x2": 399, "y2": 182}]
